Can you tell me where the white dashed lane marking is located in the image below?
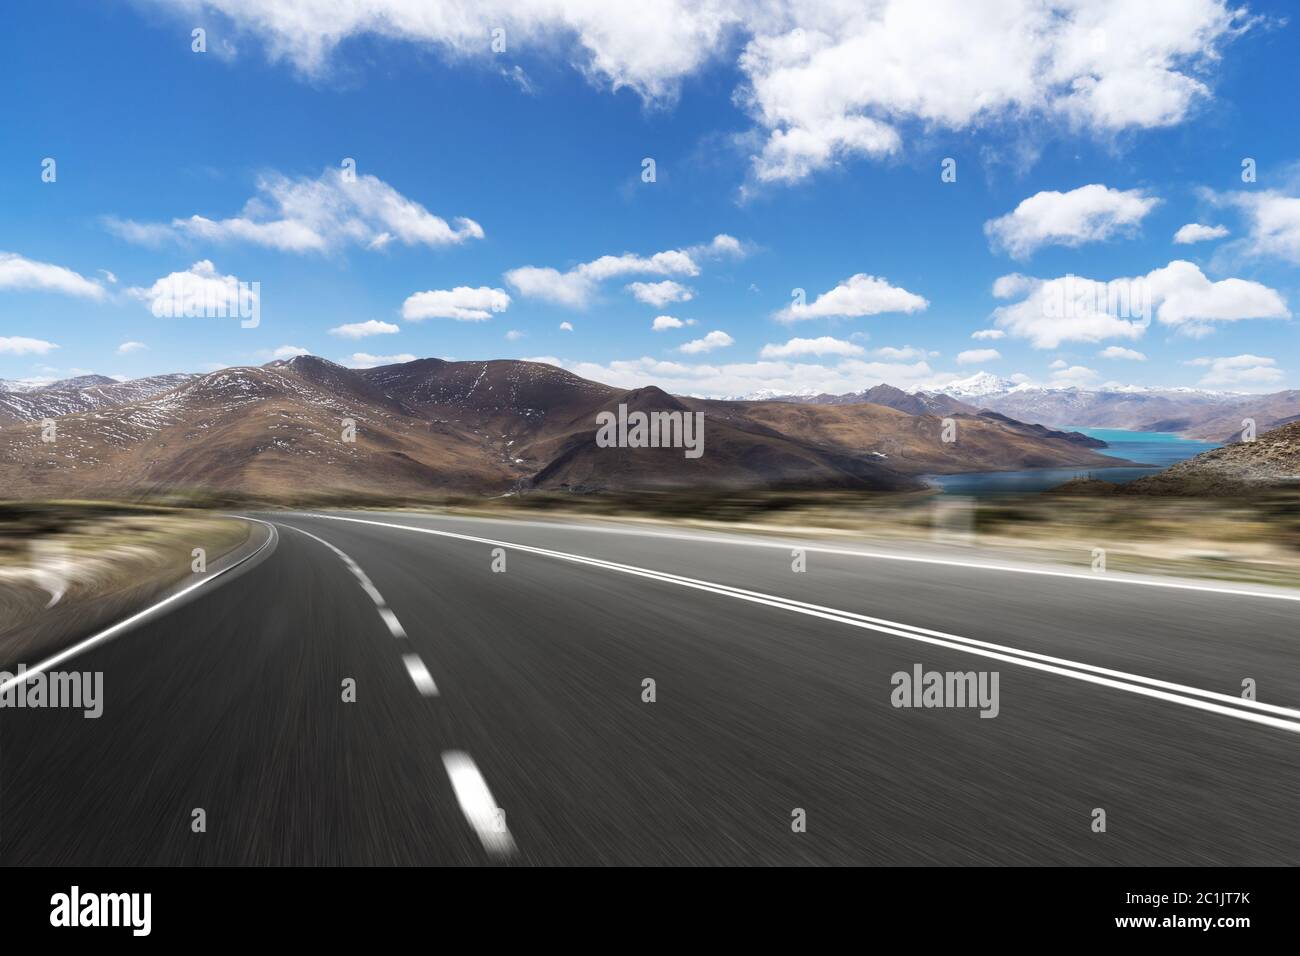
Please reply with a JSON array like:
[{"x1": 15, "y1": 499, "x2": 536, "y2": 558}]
[
  {"x1": 443, "y1": 751, "x2": 516, "y2": 858},
  {"x1": 402, "y1": 653, "x2": 439, "y2": 697},
  {"x1": 276, "y1": 520, "x2": 515, "y2": 858}
]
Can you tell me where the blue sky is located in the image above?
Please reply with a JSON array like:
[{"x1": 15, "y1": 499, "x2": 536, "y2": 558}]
[{"x1": 2, "y1": 0, "x2": 1297, "y2": 396}]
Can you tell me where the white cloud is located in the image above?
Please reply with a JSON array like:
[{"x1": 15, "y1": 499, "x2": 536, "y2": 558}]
[
  {"x1": 505, "y1": 329, "x2": 526, "y2": 341},
  {"x1": 992, "y1": 273, "x2": 1035, "y2": 299},
  {"x1": 340, "y1": 351, "x2": 416, "y2": 366},
  {"x1": 108, "y1": 167, "x2": 483, "y2": 254},
  {"x1": 559, "y1": 321, "x2": 574, "y2": 331},
  {"x1": 507, "y1": 243, "x2": 708, "y2": 309},
  {"x1": 177, "y1": 2, "x2": 1253, "y2": 190},
  {"x1": 1049, "y1": 359, "x2": 1068, "y2": 370},
  {"x1": 329, "y1": 319, "x2": 400, "y2": 338},
  {"x1": 169, "y1": 0, "x2": 745, "y2": 101},
  {"x1": 739, "y1": 2, "x2": 1249, "y2": 186},
  {"x1": 688, "y1": 233, "x2": 749, "y2": 259},
  {"x1": 1213, "y1": 189, "x2": 1300, "y2": 264},
  {"x1": 651, "y1": 315, "x2": 695, "y2": 331},
  {"x1": 1099, "y1": 346, "x2": 1147, "y2": 360},
  {"x1": 992, "y1": 261, "x2": 1288, "y2": 348},
  {"x1": 626, "y1": 279, "x2": 694, "y2": 306},
  {"x1": 776, "y1": 273, "x2": 927, "y2": 322},
  {"x1": 345, "y1": 352, "x2": 419, "y2": 369},
  {"x1": 985, "y1": 184, "x2": 1159, "y2": 258},
  {"x1": 536, "y1": 354, "x2": 955, "y2": 398},
  {"x1": 679, "y1": 330, "x2": 735, "y2": 354},
  {"x1": 1173, "y1": 222, "x2": 1229, "y2": 244},
  {"x1": 116, "y1": 341, "x2": 148, "y2": 354},
  {"x1": 760, "y1": 336, "x2": 865, "y2": 359},
  {"x1": 0, "y1": 337, "x2": 59, "y2": 355},
  {"x1": 871, "y1": 345, "x2": 930, "y2": 360},
  {"x1": 1186, "y1": 354, "x2": 1283, "y2": 388},
  {"x1": 401, "y1": 286, "x2": 510, "y2": 321},
  {"x1": 1146, "y1": 260, "x2": 1289, "y2": 331},
  {"x1": 971, "y1": 329, "x2": 1005, "y2": 340},
  {"x1": 957, "y1": 348, "x2": 1001, "y2": 365},
  {"x1": 1051, "y1": 364, "x2": 1100, "y2": 386},
  {"x1": 272, "y1": 345, "x2": 309, "y2": 359},
  {"x1": 0, "y1": 252, "x2": 105, "y2": 300},
  {"x1": 129, "y1": 260, "x2": 258, "y2": 319}
]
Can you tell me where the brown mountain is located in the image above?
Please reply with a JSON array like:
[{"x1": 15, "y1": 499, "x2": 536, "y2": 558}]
[{"x1": 0, "y1": 355, "x2": 1137, "y2": 501}]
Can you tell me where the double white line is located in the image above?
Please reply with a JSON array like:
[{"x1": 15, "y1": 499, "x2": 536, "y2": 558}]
[{"x1": 301, "y1": 513, "x2": 1300, "y2": 736}]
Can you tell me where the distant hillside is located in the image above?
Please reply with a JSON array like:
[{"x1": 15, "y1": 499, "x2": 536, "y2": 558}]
[
  {"x1": 1050, "y1": 421, "x2": 1300, "y2": 496},
  {"x1": 770, "y1": 383, "x2": 978, "y2": 417},
  {"x1": 0, "y1": 374, "x2": 195, "y2": 426},
  {"x1": 773, "y1": 374, "x2": 1300, "y2": 443},
  {"x1": 1121, "y1": 421, "x2": 1300, "y2": 495},
  {"x1": 0, "y1": 355, "x2": 1141, "y2": 501}
]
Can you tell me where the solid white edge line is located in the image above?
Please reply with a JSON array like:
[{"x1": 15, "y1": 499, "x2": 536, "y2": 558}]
[
  {"x1": 442, "y1": 750, "x2": 515, "y2": 857},
  {"x1": 368, "y1": 512, "x2": 1300, "y2": 604},
  {"x1": 299, "y1": 513, "x2": 1300, "y2": 735},
  {"x1": 402, "y1": 653, "x2": 438, "y2": 696},
  {"x1": 0, "y1": 517, "x2": 279, "y2": 695}
]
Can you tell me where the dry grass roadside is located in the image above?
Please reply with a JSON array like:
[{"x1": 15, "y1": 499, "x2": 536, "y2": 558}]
[{"x1": 0, "y1": 502, "x2": 250, "y2": 664}]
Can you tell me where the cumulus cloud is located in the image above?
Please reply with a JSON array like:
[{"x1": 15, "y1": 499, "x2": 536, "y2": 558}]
[
  {"x1": 0, "y1": 252, "x2": 105, "y2": 300},
  {"x1": 401, "y1": 286, "x2": 510, "y2": 321},
  {"x1": 116, "y1": 341, "x2": 148, "y2": 354},
  {"x1": 1173, "y1": 222, "x2": 1229, "y2": 244},
  {"x1": 957, "y1": 348, "x2": 1001, "y2": 365},
  {"x1": 759, "y1": 336, "x2": 865, "y2": 359},
  {"x1": 129, "y1": 260, "x2": 258, "y2": 319},
  {"x1": 651, "y1": 315, "x2": 695, "y2": 331},
  {"x1": 971, "y1": 329, "x2": 1006, "y2": 340},
  {"x1": 1051, "y1": 364, "x2": 1100, "y2": 386},
  {"x1": 776, "y1": 273, "x2": 927, "y2": 322},
  {"x1": 170, "y1": 2, "x2": 1253, "y2": 190},
  {"x1": 344, "y1": 352, "x2": 418, "y2": 368},
  {"x1": 0, "y1": 336, "x2": 59, "y2": 355},
  {"x1": 1186, "y1": 354, "x2": 1283, "y2": 388},
  {"x1": 531, "y1": 354, "x2": 955, "y2": 398},
  {"x1": 1211, "y1": 189, "x2": 1300, "y2": 264},
  {"x1": 329, "y1": 319, "x2": 400, "y2": 338},
  {"x1": 985, "y1": 184, "x2": 1159, "y2": 258},
  {"x1": 679, "y1": 330, "x2": 735, "y2": 354},
  {"x1": 108, "y1": 167, "x2": 483, "y2": 254},
  {"x1": 871, "y1": 345, "x2": 931, "y2": 360},
  {"x1": 1099, "y1": 346, "x2": 1147, "y2": 360},
  {"x1": 626, "y1": 279, "x2": 694, "y2": 307},
  {"x1": 506, "y1": 239, "x2": 725, "y2": 308},
  {"x1": 505, "y1": 329, "x2": 526, "y2": 341},
  {"x1": 992, "y1": 261, "x2": 1288, "y2": 348},
  {"x1": 739, "y1": 2, "x2": 1249, "y2": 185},
  {"x1": 559, "y1": 321, "x2": 574, "y2": 331}
]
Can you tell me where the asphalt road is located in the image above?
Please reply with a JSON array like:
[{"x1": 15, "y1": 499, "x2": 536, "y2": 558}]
[{"x1": 2, "y1": 509, "x2": 1298, "y2": 865}]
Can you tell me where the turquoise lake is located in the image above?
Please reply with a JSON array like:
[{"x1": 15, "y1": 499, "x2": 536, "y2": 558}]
[{"x1": 923, "y1": 428, "x2": 1222, "y2": 496}]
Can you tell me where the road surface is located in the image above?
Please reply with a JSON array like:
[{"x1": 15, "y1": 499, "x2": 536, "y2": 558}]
[{"x1": 2, "y1": 510, "x2": 1297, "y2": 865}]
